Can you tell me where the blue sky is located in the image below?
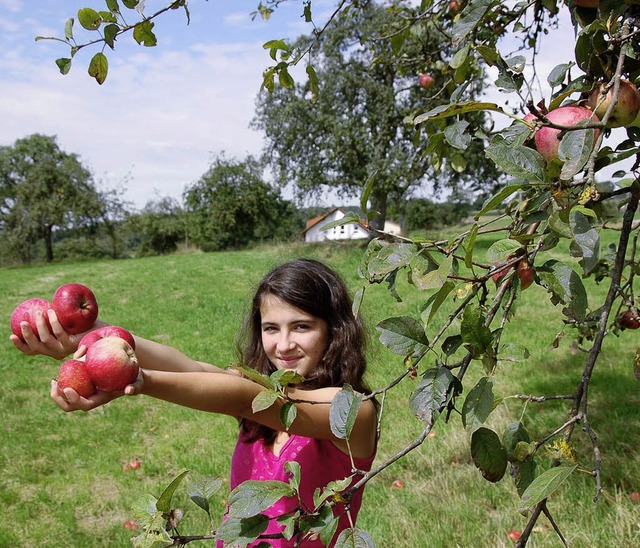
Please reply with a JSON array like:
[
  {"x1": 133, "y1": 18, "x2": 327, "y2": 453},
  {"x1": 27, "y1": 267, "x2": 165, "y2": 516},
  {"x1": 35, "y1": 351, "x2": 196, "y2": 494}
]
[
  {"x1": 0, "y1": 0, "x2": 328, "y2": 208},
  {"x1": 0, "y1": 1, "x2": 629, "y2": 209}
]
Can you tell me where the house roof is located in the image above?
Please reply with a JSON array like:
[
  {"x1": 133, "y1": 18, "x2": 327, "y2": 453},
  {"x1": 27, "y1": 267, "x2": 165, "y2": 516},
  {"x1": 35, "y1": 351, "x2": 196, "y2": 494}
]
[{"x1": 301, "y1": 207, "x2": 370, "y2": 236}]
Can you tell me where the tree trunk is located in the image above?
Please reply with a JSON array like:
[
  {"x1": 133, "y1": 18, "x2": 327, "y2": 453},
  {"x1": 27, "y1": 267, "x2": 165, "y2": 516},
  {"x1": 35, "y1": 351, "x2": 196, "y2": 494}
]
[
  {"x1": 368, "y1": 190, "x2": 388, "y2": 233},
  {"x1": 44, "y1": 225, "x2": 54, "y2": 262}
]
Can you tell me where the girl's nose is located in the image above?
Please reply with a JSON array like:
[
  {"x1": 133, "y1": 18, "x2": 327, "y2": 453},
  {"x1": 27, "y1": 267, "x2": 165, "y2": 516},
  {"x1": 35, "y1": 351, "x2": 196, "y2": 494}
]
[{"x1": 277, "y1": 332, "x2": 295, "y2": 352}]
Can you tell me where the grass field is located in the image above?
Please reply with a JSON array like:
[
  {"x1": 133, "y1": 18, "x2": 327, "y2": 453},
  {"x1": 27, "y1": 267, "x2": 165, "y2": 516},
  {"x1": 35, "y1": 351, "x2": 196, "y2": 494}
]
[{"x1": 1, "y1": 237, "x2": 639, "y2": 547}]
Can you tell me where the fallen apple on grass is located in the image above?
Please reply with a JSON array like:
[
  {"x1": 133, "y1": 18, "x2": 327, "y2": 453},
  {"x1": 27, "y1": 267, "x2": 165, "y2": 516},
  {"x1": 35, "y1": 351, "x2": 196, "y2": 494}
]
[
  {"x1": 10, "y1": 298, "x2": 53, "y2": 342},
  {"x1": 84, "y1": 336, "x2": 139, "y2": 392},
  {"x1": 57, "y1": 359, "x2": 96, "y2": 399},
  {"x1": 52, "y1": 283, "x2": 99, "y2": 334},
  {"x1": 79, "y1": 325, "x2": 136, "y2": 350}
]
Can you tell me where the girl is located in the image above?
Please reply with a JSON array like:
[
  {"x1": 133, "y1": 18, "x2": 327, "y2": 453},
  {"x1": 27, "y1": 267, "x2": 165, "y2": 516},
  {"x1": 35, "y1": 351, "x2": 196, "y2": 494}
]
[{"x1": 11, "y1": 258, "x2": 378, "y2": 547}]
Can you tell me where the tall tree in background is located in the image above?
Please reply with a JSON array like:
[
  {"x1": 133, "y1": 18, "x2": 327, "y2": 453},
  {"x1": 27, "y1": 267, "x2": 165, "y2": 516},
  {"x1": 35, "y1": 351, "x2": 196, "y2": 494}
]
[
  {"x1": 0, "y1": 134, "x2": 104, "y2": 263},
  {"x1": 183, "y1": 154, "x2": 302, "y2": 251},
  {"x1": 252, "y1": 0, "x2": 502, "y2": 229}
]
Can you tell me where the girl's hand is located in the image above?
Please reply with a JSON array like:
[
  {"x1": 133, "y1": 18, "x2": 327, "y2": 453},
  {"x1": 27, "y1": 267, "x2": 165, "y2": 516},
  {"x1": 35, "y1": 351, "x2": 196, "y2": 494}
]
[
  {"x1": 10, "y1": 309, "x2": 106, "y2": 360},
  {"x1": 50, "y1": 368, "x2": 144, "y2": 412}
]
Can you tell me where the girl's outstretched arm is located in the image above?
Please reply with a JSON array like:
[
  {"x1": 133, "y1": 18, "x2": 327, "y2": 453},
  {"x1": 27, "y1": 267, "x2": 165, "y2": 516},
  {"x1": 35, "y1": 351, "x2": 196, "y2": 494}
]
[{"x1": 137, "y1": 370, "x2": 377, "y2": 459}]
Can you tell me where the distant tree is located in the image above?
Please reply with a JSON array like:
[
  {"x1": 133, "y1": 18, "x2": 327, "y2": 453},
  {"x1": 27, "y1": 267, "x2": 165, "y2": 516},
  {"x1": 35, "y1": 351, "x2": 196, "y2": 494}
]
[
  {"x1": 124, "y1": 196, "x2": 186, "y2": 256},
  {"x1": 252, "y1": 0, "x2": 502, "y2": 230},
  {"x1": 183, "y1": 155, "x2": 302, "y2": 251},
  {"x1": 0, "y1": 134, "x2": 104, "y2": 263}
]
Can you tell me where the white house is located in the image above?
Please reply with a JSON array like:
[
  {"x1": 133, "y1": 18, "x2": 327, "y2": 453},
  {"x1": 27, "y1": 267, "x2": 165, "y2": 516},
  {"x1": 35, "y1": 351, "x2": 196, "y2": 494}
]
[{"x1": 301, "y1": 208, "x2": 402, "y2": 243}]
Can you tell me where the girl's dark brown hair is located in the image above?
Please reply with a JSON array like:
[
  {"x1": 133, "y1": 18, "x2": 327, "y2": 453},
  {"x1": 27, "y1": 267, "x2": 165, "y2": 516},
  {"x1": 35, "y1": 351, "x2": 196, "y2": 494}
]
[{"x1": 236, "y1": 258, "x2": 371, "y2": 444}]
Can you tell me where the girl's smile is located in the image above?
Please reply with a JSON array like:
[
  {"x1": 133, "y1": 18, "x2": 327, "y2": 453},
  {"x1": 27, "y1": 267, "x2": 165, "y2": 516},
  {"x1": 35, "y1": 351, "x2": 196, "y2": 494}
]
[{"x1": 260, "y1": 294, "x2": 328, "y2": 378}]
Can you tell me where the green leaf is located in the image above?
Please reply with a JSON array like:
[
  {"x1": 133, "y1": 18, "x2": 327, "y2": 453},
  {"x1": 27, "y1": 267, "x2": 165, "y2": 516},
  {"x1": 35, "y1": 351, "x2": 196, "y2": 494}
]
[
  {"x1": 280, "y1": 401, "x2": 297, "y2": 430},
  {"x1": 55, "y1": 58, "x2": 72, "y2": 75},
  {"x1": 462, "y1": 377, "x2": 495, "y2": 432},
  {"x1": 156, "y1": 468, "x2": 189, "y2": 513},
  {"x1": 498, "y1": 342, "x2": 530, "y2": 364},
  {"x1": 414, "y1": 101, "x2": 505, "y2": 125},
  {"x1": 485, "y1": 238, "x2": 521, "y2": 263},
  {"x1": 313, "y1": 476, "x2": 352, "y2": 508},
  {"x1": 408, "y1": 366, "x2": 455, "y2": 424},
  {"x1": 461, "y1": 306, "x2": 493, "y2": 359},
  {"x1": 463, "y1": 223, "x2": 478, "y2": 269},
  {"x1": 284, "y1": 461, "x2": 301, "y2": 492},
  {"x1": 270, "y1": 368, "x2": 305, "y2": 387},
  {"x1": 335, "y1": 528, "x2": 377, "y2": 548},
  {"x1": 230, "y1": 364, "x2": 274, "y2": 389},
  {"x1": 421, "y1": 280, "x2": 456, "y2": 326},
  {"x1": 515, "y1": 458, "x2": 537, "y2": 496},
  {"x1": 279, "y1": 66, "x2": 295, "y2": 88},
  {"x1": 188, "y1": 477, "x2": 223, "y2": 515},
  {"x1": 106, "y1": 0, "x2": 120, "y2": 13},
  {"x1": 444, "y1": 120, "x2": 471, "y2": 150},
  {"x1": 321, "y1": 211, "x2": 360, "y2": 231},
  {"x1": 475, "y1": 184, "x2": 523, "y2": 219},
  {"x1": 122, "y1": 0, "x2": 139, "y2": 9},
  {"x1": 330, "y1": 384, "x2": 363, "y2": 440},
  {"x1": 366, "y1": 243, "x2": 417, "y2": 281},
  {"x1": 77, "y1": 8, "x2": 102, "y2": 30},
  {"x1": 502, "y1": 422, "x2": 531, "y2": 463},
  {"x1": 538, "y1": 259, "x2": 589, "y2": 321},
  {"x1": 451, "y1": 0, "x2": 493, "y2": 42},
  {"x1": 306, "y1": 64, "x2": 319, "y2": 103},
  {"x1": 485, "y1": 143, "x2": 545, "y2": 182},
  {"x1": 88, "y1": 52, "x2": 108, "y2": 84},
  {"x1": 376, "y1": 316, "x2": 428, "y2": 357},
  {"x1": 64, "y1": 18, "x2": 74, "y2": 40},
  {"x1": 252, "y1": 389, "x2": 279, "y2": 413},
  {"x1": 470, "y1": 427, "x2": 508, "y2": 483},
  {"x1": 518, "y1": 464, "x2": 578, "y2": 515},
  {"x1": 227, "y1": 480, "x2": 295, "y2": 519},
  {"x1": 215, "y1": 515, "x2": 269, "y2": 546},
  {"x1": 569, "y1": 208, "x2": 600, "y2": 275},
  {"x1": 559, "y1": 126, "x2": 596, "y2": 180},
  {"x1": 103, "y1": 23, "x2": 119, "y2": 49},
  {"x1": 360, "y1": 171, "x2": 376, "y2": 213},
  {"x1": 133, "y1": 20, "x2": 157, "y2": 46},
  {"x1": 309, "y1": 505, "x2": 340, "y2": 546}
]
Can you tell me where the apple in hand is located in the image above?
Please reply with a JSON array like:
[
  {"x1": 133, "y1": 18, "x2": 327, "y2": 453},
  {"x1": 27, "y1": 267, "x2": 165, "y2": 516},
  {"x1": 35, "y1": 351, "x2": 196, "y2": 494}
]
[
  {"x1": 79, "y1": 326, "x2": 136, "y2": 351},
  {"x1": 586, "y1": 79, "x2": 640, "y2": 128},
  {"x1": 57, "y1": 359, "x2": 96, "y2": 399},
  {"x1": 418, "y1": 73, "x2": 434, "y2": 89},
  {"x1": 52, "y1": 283, "x2": 99, "y2": 334},
  {"x1": 534, "y1": 105, "x2": 599, "y2": 163},
  {"x1": 84, "y1": 336, "x2": 139, "y2": 392},
  {"x1": 10, "y1": 298, "x2": 53, "y2": 341}
]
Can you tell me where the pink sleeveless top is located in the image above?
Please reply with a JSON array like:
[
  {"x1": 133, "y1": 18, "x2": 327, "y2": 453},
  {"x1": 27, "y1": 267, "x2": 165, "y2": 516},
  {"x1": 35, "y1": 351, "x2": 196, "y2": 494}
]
[{"x1": 218, "y1": 427, "x2": 376, "y2": 547}]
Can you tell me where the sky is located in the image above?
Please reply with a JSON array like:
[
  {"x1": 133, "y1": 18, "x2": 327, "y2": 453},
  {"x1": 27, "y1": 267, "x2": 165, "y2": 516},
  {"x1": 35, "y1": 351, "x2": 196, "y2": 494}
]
[{"x1": 0, "y1": 1, "x2": 630, "y2": 210}]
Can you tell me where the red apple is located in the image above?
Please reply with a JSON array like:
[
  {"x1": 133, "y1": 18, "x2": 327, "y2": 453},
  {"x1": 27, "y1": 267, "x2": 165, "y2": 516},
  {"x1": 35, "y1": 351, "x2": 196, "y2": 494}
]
[
  {"x1": 586, "y1": 79, "x2": 640, "y2": 128},
  {"x1": 391, "y1": 479, "x2": 405, "y2": 489},
  {"x1": 10, "y1": 298, "x2": 53, "y2": 341},
  {"x1": 418, "y1": 73, "x2": 434, "y2": 89},
  {"x1": 84, "y1": 336, "x2": 139, "y2": 392},
  {"x1": 57, "y1": 359, "x2": 96, "y2": 399},
  {"x1": 516, "y1": 261, "x2": 534, "y2": 290},
  {"x1": 123, "y1": 459, "x2": 141, "y2": 471},
  {"x1": 507, "y1": 529, "x2": 521, "y2": 541},
  {"x1": 449, "y1": 0, "x2": 461, "y2": 13},
  {"x1": 574, "y1": 0, "x2": 599, "y2": 7},
  {"x1": 79, "y1": 325, "x2": 136, "y2": 350},
  {"x1": 491, "y1": 262, "x2": 512, "y2": 284},
  {"x1": 617, "y1": 309, "x2": 640, "y2": 330},
  {"x1": 534, "y1": 106, "x2": 600, "y2": 163},
  {"x1": 123, "y1": 520, "x2": 138, "y2": 530},
  {"x1": 630, "y1": 491, "x2": 640, "y2": 503},
  {"x1": 52, "y1": 283, "x2": 99, "y2": 334}
]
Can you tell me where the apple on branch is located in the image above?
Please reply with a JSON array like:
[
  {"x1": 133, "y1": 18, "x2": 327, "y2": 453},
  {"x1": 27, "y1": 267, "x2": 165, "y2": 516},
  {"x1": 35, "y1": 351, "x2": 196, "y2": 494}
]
[
  {"x1": 586, "y1": 79, "x2": 640, "y2": 128},
  {"x1": 84, "y1": 336, "x2": 139, "y2": 392},
  {"x1": 52, "y1": 283, "x2": 99, "y2": 334},
  {"x1": 79, "y1": 325, "x2": 136, "y2": 351},
  {"x1": 617, "y1": 309, "x2": 640, "y2": 330},
  {"x1": 10, "y1": 298, "x2": 53, "y2": 341},
  {"x1": 533, "y1": 105, "x2": 599, "y2": 163},
  {"x1": 418, "y1": 73, "x2": 434, "y2": 89}
]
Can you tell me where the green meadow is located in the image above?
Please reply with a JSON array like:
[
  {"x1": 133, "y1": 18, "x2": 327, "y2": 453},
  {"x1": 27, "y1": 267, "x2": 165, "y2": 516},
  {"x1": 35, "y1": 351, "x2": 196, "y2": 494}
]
[{"x1": 0, "y1": 236, "x2": 639, "y2": 547}]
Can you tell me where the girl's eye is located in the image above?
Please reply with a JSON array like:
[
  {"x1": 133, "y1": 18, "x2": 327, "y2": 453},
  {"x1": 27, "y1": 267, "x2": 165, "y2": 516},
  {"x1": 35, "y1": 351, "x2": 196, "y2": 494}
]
[
  {"x1": 263, "y1": 326, "x2": 278, "y2": 333},
  {"x1": 294, "y1": 324, "x2": 309, "y2": 331}
]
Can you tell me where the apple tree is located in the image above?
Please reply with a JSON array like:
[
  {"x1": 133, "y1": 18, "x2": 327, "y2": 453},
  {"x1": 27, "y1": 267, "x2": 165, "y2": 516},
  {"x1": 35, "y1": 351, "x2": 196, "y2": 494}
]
[
  {"x1": 0, "y1": 133, "x2": 106, "y2": 263},
  {"x1": 37, "y1": 0, "x2": 640, "y2": 546}
]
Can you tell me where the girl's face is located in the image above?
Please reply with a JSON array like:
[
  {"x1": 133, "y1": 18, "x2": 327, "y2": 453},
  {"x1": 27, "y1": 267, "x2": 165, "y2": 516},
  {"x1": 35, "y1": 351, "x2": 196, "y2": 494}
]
[{"x1": 260, "y1": 294, "x2": 329, "y2": 378}]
